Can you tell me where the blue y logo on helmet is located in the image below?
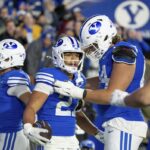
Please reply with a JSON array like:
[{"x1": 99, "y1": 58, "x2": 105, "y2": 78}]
[
  {"x1": 89, "y1": 21, "x2": 101, "y2": 35},
  {"x1": 55, "y1": 39, "x2": 63, "y2": 47},
  {"x1": 3, "y1": 42, "x2": 17, "y2": 49}
]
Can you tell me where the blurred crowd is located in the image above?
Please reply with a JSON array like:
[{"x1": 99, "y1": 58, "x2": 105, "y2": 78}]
[
  {"x1": 0, "y1": 0, "x2": 150, "y2": 150},
  {"x1": 0, "y1": 0, "x2": 149, "y2": 78},
  {"x1": 0, "y1": 0, "x2": 86, "y2": 80}
]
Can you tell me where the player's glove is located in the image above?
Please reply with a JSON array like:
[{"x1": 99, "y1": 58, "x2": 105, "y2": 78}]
[
  {"x1": 95, "y1": 130, "x2": 104, "y2": 143},
  {"x1": 23, "y1": 123, "x2": 50, "y2": 146},
  {"x1": 110, "y1": 89, "x2": 129, "y2": 106},
  {"x1": 54, "y1": 80, "x2": 86, "y2": 99}
]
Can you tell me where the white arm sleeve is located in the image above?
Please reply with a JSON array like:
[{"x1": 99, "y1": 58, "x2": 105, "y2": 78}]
[
  {"x1": 34, "y1": 83, "x2": 54, "y2": 95},
  {"x1": 7, "y1": 85, "x2": 31, "y2": 98},
  {"x1": 110, "y1": 89, "x2": 129, "y2": 106}
]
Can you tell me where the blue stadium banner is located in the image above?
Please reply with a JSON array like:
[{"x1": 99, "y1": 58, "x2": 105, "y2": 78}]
[{"x1": 80, "y1": 0, "x2": 150, "y2": 38}]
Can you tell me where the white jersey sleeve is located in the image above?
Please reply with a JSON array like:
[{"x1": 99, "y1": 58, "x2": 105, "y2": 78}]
[
  {"x1": 34, "y1": 71, "x2": 54, "y2": 95},
  {"x1": 7, "y1": 71, "x2": 31, "y2": 98}
]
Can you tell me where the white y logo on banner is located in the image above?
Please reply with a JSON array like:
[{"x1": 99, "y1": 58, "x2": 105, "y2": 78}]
[{"x1": 115, "y1": 1, "x2": 150, "y2": 29}]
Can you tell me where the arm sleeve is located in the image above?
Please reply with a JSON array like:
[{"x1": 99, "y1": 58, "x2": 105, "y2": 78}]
[
  {"x1": 7, "y1": 76, "x2": 30, "y2": 87},
  {"x1": 34, "y1": 83, "x2": 54, "y2": 95},
  {"x1": 7, "y1": 85, "x2": 31, "y2": 98},
  {"x1": 33, "y1": 69, "x2": 54, "y2": 95},
  {"x1": 112, "y1": 46, "x2": 137, "y2": 64},
  {"x1": 7, "y1": 73, "x2": 31, "y2": 98},
  {"x1": 35, "y1": 70, "x2": 54, "y2": 86}
]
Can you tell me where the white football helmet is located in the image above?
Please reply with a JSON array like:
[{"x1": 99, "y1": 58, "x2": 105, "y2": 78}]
[
  {"x1": 52, "y1": 36, "x2": 84, "y2": 74},
  {"x1": 80, "y1": 15, "x2": 117, "y2": 61},
  {"x1": 0, "y1": 39, "x2": 26, "y2": 70}
]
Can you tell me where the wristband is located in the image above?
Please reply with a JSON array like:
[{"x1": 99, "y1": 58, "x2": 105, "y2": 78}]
[{"x1": 83, "y1": 90, "x2": 87, "y2": 99}]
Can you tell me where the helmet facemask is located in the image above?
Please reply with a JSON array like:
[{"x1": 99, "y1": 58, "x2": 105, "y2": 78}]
[
  {"x1": 62, "y1": 51, "x2": 84, "y2": 74},
  {"x1": 82, "y1": 37, "x2": 112, "y2": 61}
]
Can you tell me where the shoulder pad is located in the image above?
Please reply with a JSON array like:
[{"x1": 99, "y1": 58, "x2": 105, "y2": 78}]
[
  {"x1": 115, "y1": 41, "x2": 138, "y2": 53},
  {"x1": 112, "y1": 45, "x2": 137, "y2": 64}
]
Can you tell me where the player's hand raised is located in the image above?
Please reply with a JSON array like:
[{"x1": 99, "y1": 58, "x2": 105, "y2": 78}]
[{"x1": 54, "y1": 80, "x2": 85, "y2": 99}]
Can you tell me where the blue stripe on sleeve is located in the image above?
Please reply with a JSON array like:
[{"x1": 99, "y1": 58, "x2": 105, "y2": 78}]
[
  {"x1": 36, "y1": 72, "x2": 54, "y2": 86},
  {"x1": 7, "y1": 77, "x2": 29, "y2": 87},
  {"x1": 36, "y1": 72, "x2": 53, "y2": 78}
]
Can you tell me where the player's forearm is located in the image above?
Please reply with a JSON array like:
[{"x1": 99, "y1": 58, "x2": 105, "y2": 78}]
[
  {"x1": 7, "y1": 85, "x2": 31, "y2": 105},
  {"x1": 128, "y1": 80, "x2": 150, "y2": 107},
  {"x1": 19, "y1": 92, "x2": 31, "y2": 105},
  {"x1": 141, "y1": 106, "x2": 150, "y2": 119},
  {"x1": 124, "y1": 94, "x2": 143, "y2": 107},
  {"x1": 125, "y1": 87, "x2": 150, "y2": 107},
  {"x1": 76, "y1": 111, "x2": 98, "y2": 135},
  {"x1": 76, "y1": 112, "x2": 104, "y2": 143},
  {"x1": 23, "y1": 106, "x2": 36, "y2": 124},
  {"x1": 85, "y1": 89, "x2": 112, "y2": 105},
  {"x1": 86, "y1": 76, "x2": 99, "y2": 89},
  {"x1": 123, "y1": 81, "x2": 150, "y2": 107}
]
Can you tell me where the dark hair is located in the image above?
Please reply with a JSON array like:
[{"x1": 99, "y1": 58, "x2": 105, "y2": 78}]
[
  {"x1": 112, "y1": 34, "x2": 123, "y2": 44},
  {"x1": 4, "y1": 18, "x2": 14, "y2": 26}
]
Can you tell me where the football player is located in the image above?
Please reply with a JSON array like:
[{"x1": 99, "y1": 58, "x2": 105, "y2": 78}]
[
  {"x1": 53, "y1": 16, "x2": 148, "y2": 150},
  {"x1": 0, "y1": 39, "x2": 31, "y2": 150},
  {"x1": 23, "y1": 36, "x2": 104, "y2": 149}
]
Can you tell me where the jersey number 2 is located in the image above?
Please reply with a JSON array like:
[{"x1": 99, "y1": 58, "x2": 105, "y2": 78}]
[{"x1": 55, "y1": 98, "x2": 75, "y2": 117}]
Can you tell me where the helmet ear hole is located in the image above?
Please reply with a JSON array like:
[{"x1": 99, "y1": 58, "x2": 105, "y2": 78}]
[
  {"x1": 4, "y1": 58, "x2": 10, "y2": 62},
  {"x1": 104, "y1": 35, "x2": 108, "y2": 41},
  {"x1": 0, "y1": 39, "x2": 26, "y2": 70},
  {"x1": 98, "y1": 19, "x2": 103, "y2": 21},
  {"x1": 61, "y1": 53, "x2": 63, "y2": 59}
]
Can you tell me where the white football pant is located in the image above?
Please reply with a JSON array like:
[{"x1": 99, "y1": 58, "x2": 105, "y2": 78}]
[
  {"x1": 0, "y1": 130, "x2": 30, "y2": 150},
  {"x1": 36, "y1": 135, "x2": 80, "y2": 150},
  {"x1": 104, "y1": 125, "x2": 143, "y2": 150}
]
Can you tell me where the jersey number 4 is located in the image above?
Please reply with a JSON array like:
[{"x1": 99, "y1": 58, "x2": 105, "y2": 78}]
[{"x1": 100, "y1": 65, "x2": 109, "y2": 88}]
